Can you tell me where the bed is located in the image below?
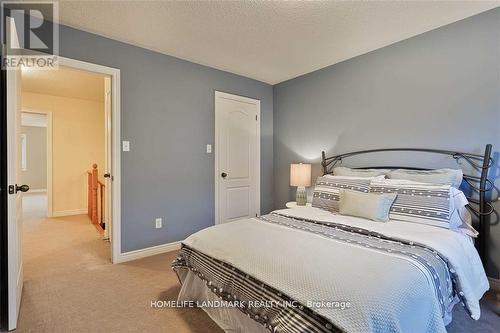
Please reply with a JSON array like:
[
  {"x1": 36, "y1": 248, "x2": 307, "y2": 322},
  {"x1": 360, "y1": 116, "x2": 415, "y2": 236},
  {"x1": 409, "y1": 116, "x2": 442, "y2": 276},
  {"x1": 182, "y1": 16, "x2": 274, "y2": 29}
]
[{"x1": 172, "y1": 146, "x2": 494, "y2": 333}]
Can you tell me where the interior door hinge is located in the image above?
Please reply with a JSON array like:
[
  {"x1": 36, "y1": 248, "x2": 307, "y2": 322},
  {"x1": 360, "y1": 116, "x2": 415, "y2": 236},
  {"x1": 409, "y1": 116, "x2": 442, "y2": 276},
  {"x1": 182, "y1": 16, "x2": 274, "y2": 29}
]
[{"x1": 255, "y1": 115, "x2": 258, "y2": 121}]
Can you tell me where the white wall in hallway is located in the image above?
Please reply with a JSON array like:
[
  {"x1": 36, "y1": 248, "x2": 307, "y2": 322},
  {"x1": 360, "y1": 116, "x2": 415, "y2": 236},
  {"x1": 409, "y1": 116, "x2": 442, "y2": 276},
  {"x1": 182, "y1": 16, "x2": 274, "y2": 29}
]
[{"x1": 22, "y1": 92, "x2": 105, "y2": 215}]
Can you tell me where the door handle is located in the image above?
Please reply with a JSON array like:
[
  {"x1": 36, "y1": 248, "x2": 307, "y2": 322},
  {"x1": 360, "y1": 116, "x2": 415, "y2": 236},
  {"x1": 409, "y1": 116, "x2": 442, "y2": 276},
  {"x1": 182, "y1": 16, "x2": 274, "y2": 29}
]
[
  {"x1": 15, "y1": 184, "x2": 30, "y2": 193},
  {"x1": 103, "y1": 173, "x2": 114, "y2": 181},
  {"x1": 8, "y1": 184, "x2": 30, "y2": 194},
  {"x1": 221, "y1": 172, "x2": 227, "y2": 178}
]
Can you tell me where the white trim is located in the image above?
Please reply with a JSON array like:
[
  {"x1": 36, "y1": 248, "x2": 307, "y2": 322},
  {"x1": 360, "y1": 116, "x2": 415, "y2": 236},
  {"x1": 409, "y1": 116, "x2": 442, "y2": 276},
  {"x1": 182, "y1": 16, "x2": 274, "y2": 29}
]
[
  {"x1": 47, "y1": 112, "x2": 53, "y2": 218},
  {"x1": 116, "y1": 241, "x2": 182, "y2": 264},
  {"x1": 21, "y1": 112, "x2": 48, "y2": 127},
  {"x1": 489, "y1": 277, "x2": 500, "y2": 292},
  {"x1": 103, "y1": 76, "x2": 112, "y2": 240},
  {"x1": 215, "y1": 91, "x2": 262, "y2": 105},
  {"x1": 214, "y1": 92, "x2": 220, "y2": 225},
  {"x1": 51, "y1": 209, "x2": 88, "y2": 217},
  {"x1": 6, "y1": 62, "x2": 22, "y2": 331},
  {"x1": 21, "y1": 109, "x2": 53, "y2": 217},
  {"x1": 54, "y1": 56, "x2": 122, "y2": 264},
  {"x1": 20, "y1": 134, "x2": 26, "y2": 171},
  {"x1": 214, "y1": 91, "x2": 261, "y2": 225},
  {"x1": 256, "y1": 99, "x2": 261, "y2": 217},
  {"x1": 26, "y1": 189, "x2": 47, "y2": 193}
]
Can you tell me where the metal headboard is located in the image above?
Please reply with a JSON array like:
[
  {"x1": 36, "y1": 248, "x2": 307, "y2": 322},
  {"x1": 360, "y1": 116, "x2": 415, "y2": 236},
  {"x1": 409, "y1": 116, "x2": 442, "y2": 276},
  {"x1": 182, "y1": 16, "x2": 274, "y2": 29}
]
[{"x1": 321, "y1": 144, "x2": 494, "y2": 261}]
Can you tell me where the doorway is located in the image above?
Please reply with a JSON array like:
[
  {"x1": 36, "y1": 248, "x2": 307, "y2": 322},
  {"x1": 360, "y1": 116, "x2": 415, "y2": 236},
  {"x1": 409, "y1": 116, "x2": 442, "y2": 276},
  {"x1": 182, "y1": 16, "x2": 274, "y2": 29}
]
[
  {"x1": 19, "y1": 111, "x2": 51, "y2": 219},
  {"x1": 21, "y1": 67, "x2": 109, "y2": 221},
  {"x1": 5, "y1": 56, "x2": 121, "y2": 330}
]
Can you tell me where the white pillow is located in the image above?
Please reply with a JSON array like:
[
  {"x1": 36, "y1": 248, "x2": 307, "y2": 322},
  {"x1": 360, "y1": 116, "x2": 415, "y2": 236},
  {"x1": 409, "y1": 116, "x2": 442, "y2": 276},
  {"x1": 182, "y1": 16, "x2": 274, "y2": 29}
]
[
  {"x1": 333, "y1": 166, "x2": 389, "y2": 178},
  {"x1": 449, "y1": 187, "x2": 478, "y2": 237},
  {"x1": 324, "y1": 174, "x2": 386, "y2": 181},
  {"x1": 387, "y1": 168, "x2": 463, "y2": 188}
]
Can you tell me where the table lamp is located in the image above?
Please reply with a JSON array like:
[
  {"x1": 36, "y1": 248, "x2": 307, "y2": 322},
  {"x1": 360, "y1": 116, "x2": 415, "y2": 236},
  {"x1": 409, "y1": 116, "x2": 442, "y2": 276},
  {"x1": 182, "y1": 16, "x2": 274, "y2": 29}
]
[{"x1": 290, "y1": 163, "x2": 311, "y2": 206}]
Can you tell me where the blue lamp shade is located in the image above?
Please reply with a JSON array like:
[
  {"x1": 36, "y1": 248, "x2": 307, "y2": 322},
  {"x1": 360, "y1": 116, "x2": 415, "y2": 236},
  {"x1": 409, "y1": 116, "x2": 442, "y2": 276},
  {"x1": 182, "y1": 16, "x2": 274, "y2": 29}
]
[{"x1": 290, "y1": 163, "x2": 311, "y2": 206}]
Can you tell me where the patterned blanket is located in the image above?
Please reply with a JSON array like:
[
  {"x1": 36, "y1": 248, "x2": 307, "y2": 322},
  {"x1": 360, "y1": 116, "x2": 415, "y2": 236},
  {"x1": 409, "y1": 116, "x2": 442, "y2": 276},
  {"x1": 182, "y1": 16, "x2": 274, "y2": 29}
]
[{"x1": 173, "y1": 212, "x2": 468, "y2": 333}]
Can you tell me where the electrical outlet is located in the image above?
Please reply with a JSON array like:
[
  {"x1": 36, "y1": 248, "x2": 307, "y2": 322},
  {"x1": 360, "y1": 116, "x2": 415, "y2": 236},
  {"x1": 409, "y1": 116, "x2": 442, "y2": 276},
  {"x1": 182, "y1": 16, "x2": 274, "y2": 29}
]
[{"x1": 155, "y1": 218, "x2": 162, "y2": 229}]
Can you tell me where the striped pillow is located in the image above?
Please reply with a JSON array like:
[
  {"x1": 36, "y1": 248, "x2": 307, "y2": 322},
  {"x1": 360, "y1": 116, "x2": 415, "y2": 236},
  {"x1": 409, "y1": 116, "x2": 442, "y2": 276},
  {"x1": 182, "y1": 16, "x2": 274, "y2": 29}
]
[
  {"x1": 312, "y1": 176, "x2": 373, "y2": 213},
  {"x1": 369, "y1": 179, "x2": 451, "y2": 228}
]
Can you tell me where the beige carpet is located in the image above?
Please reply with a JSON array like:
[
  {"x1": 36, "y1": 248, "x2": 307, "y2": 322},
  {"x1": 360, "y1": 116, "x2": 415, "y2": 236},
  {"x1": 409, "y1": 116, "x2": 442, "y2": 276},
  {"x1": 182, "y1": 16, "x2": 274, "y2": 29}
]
[
  {"x1": 17, "y1": 193, "x2": 222, "y2": 333},
  {"x1": 15, "y1": 193, "x2": 499, "y2": 332}
]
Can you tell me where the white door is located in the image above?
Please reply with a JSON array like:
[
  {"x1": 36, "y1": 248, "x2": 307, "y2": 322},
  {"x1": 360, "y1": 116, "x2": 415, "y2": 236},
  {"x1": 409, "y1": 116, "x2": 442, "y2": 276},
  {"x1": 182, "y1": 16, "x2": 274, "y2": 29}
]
[
  {"x1": 6, "y1": 67, "x2": 25, "y2": 330},
  {"x1": 215, "y1": 91, "x2": 260, "y2": 224},
  {"x1": 103, "y1": 76, "x2": 112, "y2": 241}
]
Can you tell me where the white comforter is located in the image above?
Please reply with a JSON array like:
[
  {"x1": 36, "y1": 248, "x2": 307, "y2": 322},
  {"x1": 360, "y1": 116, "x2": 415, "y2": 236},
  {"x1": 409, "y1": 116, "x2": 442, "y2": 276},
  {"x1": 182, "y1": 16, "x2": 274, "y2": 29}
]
[
  {"x1": 182, "y1": 207, "x2": 489, "y2": 332},
  {"x1": 279, "y1": 207, "x2": 489, "y2": 320}
]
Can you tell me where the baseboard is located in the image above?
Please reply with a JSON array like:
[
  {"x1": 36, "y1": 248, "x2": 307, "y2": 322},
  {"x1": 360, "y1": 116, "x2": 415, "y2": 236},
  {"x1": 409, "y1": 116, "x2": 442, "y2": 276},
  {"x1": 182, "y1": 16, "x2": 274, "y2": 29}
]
[
  {"x1": 117, "y1": 241, "x2": 182, "y2": 263},
  {"x1": 52, "y1": 208, "x2": 87, "y2": 217},
  {"x1": 489, "y1": 277, "x2": 500, "y2": 292}
]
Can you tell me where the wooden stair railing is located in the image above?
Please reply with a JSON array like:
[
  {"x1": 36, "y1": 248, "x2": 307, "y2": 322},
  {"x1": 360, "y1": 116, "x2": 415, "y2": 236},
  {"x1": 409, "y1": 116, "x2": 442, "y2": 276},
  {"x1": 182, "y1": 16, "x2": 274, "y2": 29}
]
[{"x1": 87, "y1": 164, "x2": 105, "y2": 229}]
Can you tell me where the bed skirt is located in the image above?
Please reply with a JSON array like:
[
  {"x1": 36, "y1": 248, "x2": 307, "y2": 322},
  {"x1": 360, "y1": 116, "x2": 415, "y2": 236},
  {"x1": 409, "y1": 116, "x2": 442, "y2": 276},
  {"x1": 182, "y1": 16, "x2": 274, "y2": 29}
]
[{"x1": 177, "y1": 269, "x2": 268, "y2": 333}]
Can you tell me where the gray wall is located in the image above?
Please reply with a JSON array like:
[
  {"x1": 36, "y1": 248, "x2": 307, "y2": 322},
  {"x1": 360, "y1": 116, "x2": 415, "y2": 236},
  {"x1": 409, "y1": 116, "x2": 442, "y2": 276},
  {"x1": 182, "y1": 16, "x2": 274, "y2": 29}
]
[
  {"x1": 273, "y1": 8, "x2": 500, "y2": 278},
  {"x1": 55, "y1": 25, "x2": 273, "y2": 252},
  {"x1": 20, "y1": 126, "x2": 47, "y2": 190}
]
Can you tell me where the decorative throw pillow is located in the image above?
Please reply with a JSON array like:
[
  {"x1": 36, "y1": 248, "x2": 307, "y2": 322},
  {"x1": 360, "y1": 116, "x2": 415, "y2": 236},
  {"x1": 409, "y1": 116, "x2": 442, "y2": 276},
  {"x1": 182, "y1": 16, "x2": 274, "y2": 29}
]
[
  {"x1": 369, "y1": 179, "x2": 452, "y2": 228},
  {"x1": 338, "y1": 190, "x2": 397, "y2": 222},
  {"x1": 312, "y1": 176, "x2": 373, "y2": 213},
  {"x1": 333, "y1": 166, "x2": 389, "y2": 178},
  {"x1": 387, "y1": 168, "x2": 463, "y2": 188}
]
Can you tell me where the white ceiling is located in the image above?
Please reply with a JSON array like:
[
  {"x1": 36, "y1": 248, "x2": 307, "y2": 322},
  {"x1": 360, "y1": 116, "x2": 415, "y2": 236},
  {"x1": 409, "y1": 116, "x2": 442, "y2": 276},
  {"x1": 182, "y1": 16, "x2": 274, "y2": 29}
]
[
  {"x1": 21, "y1": 66, "x2": 105, "y2": 102},
  {"x1": 58, "y1": 1, "x2": 500, "y2": 84}
]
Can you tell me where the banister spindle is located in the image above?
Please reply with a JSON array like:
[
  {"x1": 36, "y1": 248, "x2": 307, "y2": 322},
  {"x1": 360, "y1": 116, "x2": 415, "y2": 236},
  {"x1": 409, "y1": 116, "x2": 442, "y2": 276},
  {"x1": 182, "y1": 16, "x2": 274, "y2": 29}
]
[{"x1": 91, "y1": 164, "x2": 98, "y2": 225}]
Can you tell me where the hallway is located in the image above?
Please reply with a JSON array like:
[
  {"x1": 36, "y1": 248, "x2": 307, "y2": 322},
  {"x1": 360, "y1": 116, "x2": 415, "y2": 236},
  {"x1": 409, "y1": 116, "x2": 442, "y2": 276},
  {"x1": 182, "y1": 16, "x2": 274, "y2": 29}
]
[
  {"x1": 19, "y1": 192, "x2": 111, "y2": 330},
  {"x1": 16, "y1": 192, "x2": 219, "y2": 333}
]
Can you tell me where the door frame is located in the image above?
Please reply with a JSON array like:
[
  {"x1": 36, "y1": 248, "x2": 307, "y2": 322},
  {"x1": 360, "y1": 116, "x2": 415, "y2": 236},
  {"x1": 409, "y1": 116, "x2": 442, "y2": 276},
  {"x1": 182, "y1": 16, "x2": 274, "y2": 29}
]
[
  {"x1": 3, "y1": 55, "x2": 121, "y2": 330},
  {"x1": 214, "y1": 91, "x2": 260, "y2": 225},
  {"x1": 103, "y1": 76, "x2": 112, "y2": 240},
  {"x1": 20, "y1": 110, "x2": 53, "y2": 217},
  {"x1": 1, "y1": 54, "x2": 9, "y2": 329},
  {"x1": 53, "y1": 56, "x2": 122, "y2": 264}
]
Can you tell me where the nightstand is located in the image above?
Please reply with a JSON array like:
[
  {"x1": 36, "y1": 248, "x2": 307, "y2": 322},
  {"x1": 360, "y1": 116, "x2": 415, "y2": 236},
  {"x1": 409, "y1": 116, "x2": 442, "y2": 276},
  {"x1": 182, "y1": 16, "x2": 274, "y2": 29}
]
[{"x1": 286, "y1": 201, "x2": 312, "y2": 208}]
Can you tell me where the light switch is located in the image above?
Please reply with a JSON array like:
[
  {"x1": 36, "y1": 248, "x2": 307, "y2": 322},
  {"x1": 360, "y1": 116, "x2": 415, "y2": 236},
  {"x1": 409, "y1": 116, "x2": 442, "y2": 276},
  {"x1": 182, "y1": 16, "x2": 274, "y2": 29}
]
[
  {"x1": 155, "y1": 218, "x2": 162, "y2": 229},
  {"x1": 206, "y1": 144, "x2": 212, "y2": 153},
  {"x1": 122, "y1": 141, "x2": 130, "y2": 152}
]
